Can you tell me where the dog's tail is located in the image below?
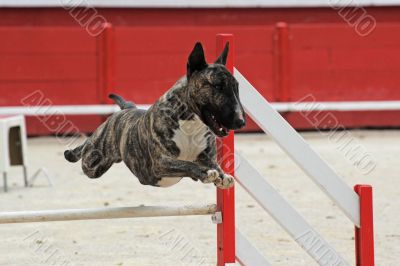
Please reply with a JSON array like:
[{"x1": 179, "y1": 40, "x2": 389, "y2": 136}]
[
  {"x1": 64, "y1": 143, "x2": 85, "y2": 163},
  {"x1": 109, "y1": 93, "x2": 136, "y2": 110}
]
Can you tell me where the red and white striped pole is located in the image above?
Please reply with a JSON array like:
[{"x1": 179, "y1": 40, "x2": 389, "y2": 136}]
[
  {"x1": 216, "y1": 33, "x2": 236, "y2": 266},
  {"x1": 354, "y1": 184, "x2": 375, "y2": 266}
]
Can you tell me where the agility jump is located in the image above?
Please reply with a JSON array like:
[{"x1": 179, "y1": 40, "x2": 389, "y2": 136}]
[
  {"x1": 0, "y1": 204, "x2": 217, "y2": 224},
  {"x1": 0, "y1": 32, "x2": 374, "y2": 266}
]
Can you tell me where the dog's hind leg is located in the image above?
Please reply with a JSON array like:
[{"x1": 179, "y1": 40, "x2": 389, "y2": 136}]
[
  {"x1": 64, "y1": 142, "x2": 86, "y2": 163},
  {"x1": 82, "y1": 158, "x2": 113, "y2": 179},
  {"x1": 81, "y1": 143, "x2": 114, "y2": 179}
]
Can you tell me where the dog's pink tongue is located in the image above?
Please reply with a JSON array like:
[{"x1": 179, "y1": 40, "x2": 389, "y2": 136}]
[{"x1": 218, "y1": 126, "x2": 228, "y2": 136}]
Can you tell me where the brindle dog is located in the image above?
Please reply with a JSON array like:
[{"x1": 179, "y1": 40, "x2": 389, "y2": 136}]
[{"x1": 64, "y1": 42, "x2": 246, "y2": 189}]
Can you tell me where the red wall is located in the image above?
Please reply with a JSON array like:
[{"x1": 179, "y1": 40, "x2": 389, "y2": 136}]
[{"x1": 1, "y1": 8, "x2": 400, "y2": 135}]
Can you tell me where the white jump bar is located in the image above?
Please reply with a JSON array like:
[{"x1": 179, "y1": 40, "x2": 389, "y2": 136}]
[
  {"x1": 0, "y1": 100, "x2": 399, "y2": 116},
  {"x1": 236, "y1": 228, "x2": 272, "y2": 266},
  {"x1": 235, "y1": 68, "x2": 360, "y2": 227},
  {"x1": 235, "y1": 153, "x2": 349, "y2": 265},
  {"x1": 0, "y1": 204, "x2": 217, "y2": 224}
]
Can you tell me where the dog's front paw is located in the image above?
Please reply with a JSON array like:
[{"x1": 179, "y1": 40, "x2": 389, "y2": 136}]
[
  {"x1": 204, "y1": 169, "x2": 220, "y2": 183},
  {"x1": 215, "y1": 174, "x2": 234, "y2": 189}
]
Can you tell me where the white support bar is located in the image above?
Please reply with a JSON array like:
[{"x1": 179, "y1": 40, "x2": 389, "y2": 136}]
[
  {"x1": 0, "y1": 204, "x2": 217, "y2": 224},
  {"x1": 0, "y1": 104, "x2": 151, "y2": 116},
  {"x1": 273, "y1": 100, "x2": 400, "y2": 112},
  {"x1": 234, "y1": 68, "x2": 360, "y2": 227},
  {"x1": 1, "y1": 101, "x2": 399, "y2": 116},
  {"x1": 236, "y1": 228, "x2": 272, "y2": 266},
  {"x1": 235, "y1": 153, "x2": 350, "y2": 266}
]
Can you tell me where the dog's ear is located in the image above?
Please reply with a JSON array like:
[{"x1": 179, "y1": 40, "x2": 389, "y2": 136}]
[
  {"x1": 187, "y1": 42, "x2": 207, "y2": 78},
  {"x1": 214, "y1": 42, "x2": 229, "y2": 65}
]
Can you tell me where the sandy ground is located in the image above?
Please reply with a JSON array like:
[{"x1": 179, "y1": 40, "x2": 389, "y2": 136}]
[{"x1": 0, "y1": 130, "x2": 398, "y2": 266}]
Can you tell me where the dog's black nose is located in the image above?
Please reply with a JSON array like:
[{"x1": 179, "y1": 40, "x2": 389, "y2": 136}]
[{"x1": 233, "y1": 118, "x2": 246, "y2": 129}]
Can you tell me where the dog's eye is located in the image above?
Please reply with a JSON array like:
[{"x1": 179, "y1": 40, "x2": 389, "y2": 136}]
[{"x1": 214, "y1": 85, "x2": 223, "y2": 91}]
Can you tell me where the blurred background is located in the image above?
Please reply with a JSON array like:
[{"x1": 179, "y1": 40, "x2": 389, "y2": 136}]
[
  {"x1": 1, "y1": 0, "x2": 399, "y2": 134},
  {"x1": 0, "y1": 1, "x2": 399, "y2": 265}
]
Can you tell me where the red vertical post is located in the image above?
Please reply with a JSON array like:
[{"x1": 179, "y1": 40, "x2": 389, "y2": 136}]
[
  {"x1": 97, "y1": 22, "x2": 115, "y2": 104},
  {"x1": 273, "y1": 22, "x2": 291, "y2": 102},
  {"x1": 216, "y1": 34, "x2": 236, "y2": 266},
  {"x1": 354, "y1": 184, "x2": 375, "y2": 266}
]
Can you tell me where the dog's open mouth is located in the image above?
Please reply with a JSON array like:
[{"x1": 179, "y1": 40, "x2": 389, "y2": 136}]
[{"x1": 202, "y1": 109, "x2": 230, "y2": 137}]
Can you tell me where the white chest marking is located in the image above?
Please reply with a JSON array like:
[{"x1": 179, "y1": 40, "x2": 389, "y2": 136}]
[
  {"x1": 157, "y1": 115, "x2": 209, "y2": 188},
  {"x1": 172, "y1": 116, "x2": 209, "y2": 161}
]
